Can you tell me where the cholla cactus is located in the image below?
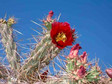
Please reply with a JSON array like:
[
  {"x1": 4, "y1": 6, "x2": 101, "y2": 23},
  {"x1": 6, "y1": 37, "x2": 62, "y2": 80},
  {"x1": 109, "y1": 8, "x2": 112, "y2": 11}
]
[
  {"x1": 0, "y1": 11, "x2": 111, "y2": 84},
  {"x1": 0, "y1": 11, "x2": 76, "y2": 83}
]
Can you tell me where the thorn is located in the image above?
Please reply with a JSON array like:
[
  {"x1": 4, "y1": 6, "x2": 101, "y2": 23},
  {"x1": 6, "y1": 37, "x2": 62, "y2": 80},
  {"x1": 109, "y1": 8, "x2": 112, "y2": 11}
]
[
  {"x1": 13, "y1": 29, "x2": 23, "y2": 35},
  {"x1": 32, "y1": 35, "x2": 38, "y2": 43},
  {"x1": 57, "y1": 13, "x2": 61, "y2": 21},
  {"x1": 31, "y1": 20, "x2": 44, "y2": 28},
  {"x1": 32, "y1": 28, "x2": 43, "y2": 35}
]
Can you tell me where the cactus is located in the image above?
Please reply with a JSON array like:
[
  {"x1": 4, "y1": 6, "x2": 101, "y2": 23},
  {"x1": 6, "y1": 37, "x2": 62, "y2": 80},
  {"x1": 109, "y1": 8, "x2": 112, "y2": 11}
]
[{"x1": 0, "y1": 11, "x2": 111, "y2": 84}]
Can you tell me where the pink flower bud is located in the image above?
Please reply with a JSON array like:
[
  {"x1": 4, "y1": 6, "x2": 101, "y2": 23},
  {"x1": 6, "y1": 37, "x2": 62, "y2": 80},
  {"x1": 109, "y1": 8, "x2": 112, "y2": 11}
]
[
  {"x1": 80, "y1": 51, "x2": 87, "y2": 64},
  {"x1": 106, "y1": 68, "x2": 112, "y2": 78},
  {"x1": 77, "y1": 66, "x2": 86, "y2": 78},
  {"x1": 68, "y1": 44, "x2": 81, "y2": 59},
  {"x1": 49, "y1": 10, "x2": 54, "y2": 17},
  {"x1": 46, "y1": 10, "x2": 54, "y2": 22}
]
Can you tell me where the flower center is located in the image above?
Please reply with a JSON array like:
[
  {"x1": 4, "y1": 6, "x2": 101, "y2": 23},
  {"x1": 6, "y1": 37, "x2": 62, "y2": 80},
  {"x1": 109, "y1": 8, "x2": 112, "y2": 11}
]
[{"x1": 55, "y1": 32, "x2": 67, "y2": 42}]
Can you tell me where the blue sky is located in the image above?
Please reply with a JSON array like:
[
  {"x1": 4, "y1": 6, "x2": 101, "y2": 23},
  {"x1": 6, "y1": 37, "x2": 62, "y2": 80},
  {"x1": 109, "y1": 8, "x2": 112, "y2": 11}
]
[{"x1": 0, "y1": 0, "x2": 112, "y2": 70}]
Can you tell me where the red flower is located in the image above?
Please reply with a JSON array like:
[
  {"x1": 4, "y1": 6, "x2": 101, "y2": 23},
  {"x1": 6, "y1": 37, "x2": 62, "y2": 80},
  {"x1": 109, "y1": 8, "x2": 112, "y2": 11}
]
[
  {"x1": 80, "y1": 51, "x2": 87, "y2": 64},
  {"x1": 50, "y1": 22, "x2": 75, "y2": 49},
  {"x1": 68, "y1": 44, "x2": 81, "y2": 59},
  {"x1": 77, "y1": 66, "x2": 86, "y2": 78},
  {"x1": 106, "y1": 68, "x2": 112, "y2": 78}
]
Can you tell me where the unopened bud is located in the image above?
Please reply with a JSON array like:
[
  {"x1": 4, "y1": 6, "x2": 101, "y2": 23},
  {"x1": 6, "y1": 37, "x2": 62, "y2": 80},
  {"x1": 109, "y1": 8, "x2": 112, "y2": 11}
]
[{"x1": 106, "y1": 68, "x2": 112, "y2": 78}]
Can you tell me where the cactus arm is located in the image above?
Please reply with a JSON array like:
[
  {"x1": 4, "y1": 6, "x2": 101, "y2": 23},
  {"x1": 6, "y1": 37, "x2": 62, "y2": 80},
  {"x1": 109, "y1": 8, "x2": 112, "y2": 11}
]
[
  {"x1": 0, "y1": 22, "x2": 20, "y2": 71},
  {"x1": 19, "y1": 33, "x2": 60, "y2": 82}
]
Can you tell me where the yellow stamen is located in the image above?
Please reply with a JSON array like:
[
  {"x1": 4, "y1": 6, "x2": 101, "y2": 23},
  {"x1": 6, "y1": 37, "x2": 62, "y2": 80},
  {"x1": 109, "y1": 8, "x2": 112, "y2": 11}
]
[{"x1": 56, "y1": 32, "x2": 67, "y2": 42}]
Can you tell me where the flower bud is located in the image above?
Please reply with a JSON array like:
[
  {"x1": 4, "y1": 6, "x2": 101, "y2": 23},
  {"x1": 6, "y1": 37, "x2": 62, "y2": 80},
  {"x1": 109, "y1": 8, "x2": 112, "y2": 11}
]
[
  {"x1": 46, "y1": 10, "x2": 54, "y2": 22},
  {"x1": 68, "y1": 44, "x2": 81, "y2": 59},
  {"x1": 8, "y1": 18, "x2": 16, "y2": 24},
  {"x1": 49, "y1": 10, "x2": 54, "y2": 17},
  {"x1": 80, "y1": 51, "x2": 87, "y2": 64},
  {"x1": 0, "y1": 19, "x2": 6, "y2": 23},
  {"x1": 77, "y1": 66, "x2": 86, "y2": 78},
  {"x1": 106, "y1": 68, "x2": 112, "y2": 78}
]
